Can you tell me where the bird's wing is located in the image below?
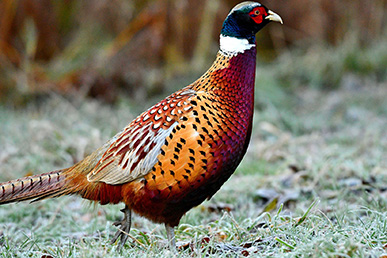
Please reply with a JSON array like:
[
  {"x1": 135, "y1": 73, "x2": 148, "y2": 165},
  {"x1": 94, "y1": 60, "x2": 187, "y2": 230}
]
[{"x1": 87, "y1": 88, "x2": 197, "y2": 185}]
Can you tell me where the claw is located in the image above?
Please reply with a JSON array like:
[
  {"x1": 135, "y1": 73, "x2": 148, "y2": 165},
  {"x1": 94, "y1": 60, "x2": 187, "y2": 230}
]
[{"x1": 111, "y1": 205, "x2": 131, "y2": 251}]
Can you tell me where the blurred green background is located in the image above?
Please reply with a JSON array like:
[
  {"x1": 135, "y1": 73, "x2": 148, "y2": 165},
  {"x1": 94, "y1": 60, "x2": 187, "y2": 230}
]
[{"x1": 0, "y1": 0, "x2": 385, "y2": 105}]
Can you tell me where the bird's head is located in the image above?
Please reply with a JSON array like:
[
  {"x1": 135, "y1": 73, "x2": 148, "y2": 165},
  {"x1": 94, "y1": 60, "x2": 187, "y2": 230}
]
[{"x1": 221, "y1": 2, "x2": 282, "y2": 43}]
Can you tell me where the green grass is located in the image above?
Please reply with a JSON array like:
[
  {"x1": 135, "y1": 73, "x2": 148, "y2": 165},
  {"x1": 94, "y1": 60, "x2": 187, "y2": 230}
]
[{"x1": 0, "y1": 68, "x2": 387, "y2": 256}]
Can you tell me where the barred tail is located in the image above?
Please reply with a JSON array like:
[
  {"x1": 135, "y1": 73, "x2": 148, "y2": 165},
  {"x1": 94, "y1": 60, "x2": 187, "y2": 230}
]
[{"x1": 0, "y1": 169, "x2": 68, "y2": 204}]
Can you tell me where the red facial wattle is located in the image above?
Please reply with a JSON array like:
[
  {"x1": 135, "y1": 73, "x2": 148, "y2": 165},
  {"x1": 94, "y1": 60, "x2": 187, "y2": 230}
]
[{"x1": 249, "y1": 7, "x2": 268, "y2": 24}]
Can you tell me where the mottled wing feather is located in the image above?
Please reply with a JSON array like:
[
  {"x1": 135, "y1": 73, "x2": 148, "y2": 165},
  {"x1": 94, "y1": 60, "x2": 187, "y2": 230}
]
[{"x1": 87, "y1": 88, "x2": 196, "y2": 185}]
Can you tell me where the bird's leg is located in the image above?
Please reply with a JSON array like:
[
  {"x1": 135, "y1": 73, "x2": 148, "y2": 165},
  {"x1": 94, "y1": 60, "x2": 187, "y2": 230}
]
[
  {"x1": 111, "y1": 204, "x2": 131, "y2": 250},
  {"x1": 165, "y1": 224, "x2": 176, "y2": 251}
]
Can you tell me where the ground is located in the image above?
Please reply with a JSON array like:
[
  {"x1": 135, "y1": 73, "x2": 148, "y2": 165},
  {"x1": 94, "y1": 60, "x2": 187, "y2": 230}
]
[{"x1": 0, "y1": 76, "x2": 386, "y2": 257}]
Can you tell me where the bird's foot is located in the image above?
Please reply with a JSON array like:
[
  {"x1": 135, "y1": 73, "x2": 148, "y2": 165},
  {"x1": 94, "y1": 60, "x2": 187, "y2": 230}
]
[
  {"x1": 111, "y1": 205, "x2": 131, "y2": 251},
  {"x1": 165, "y1": 224, "x2": 177, "y2": 252}
]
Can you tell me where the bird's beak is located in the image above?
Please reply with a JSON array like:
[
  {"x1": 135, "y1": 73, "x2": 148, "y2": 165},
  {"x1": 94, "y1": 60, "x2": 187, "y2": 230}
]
[{"x1": 266, "y1": 10, "x2": 283, "y2": 24}]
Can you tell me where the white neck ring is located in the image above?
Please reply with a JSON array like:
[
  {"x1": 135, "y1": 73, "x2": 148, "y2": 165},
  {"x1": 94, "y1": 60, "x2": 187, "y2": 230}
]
[{"x1": 219, "y1": 35, "x2": 255, "y2": 55}]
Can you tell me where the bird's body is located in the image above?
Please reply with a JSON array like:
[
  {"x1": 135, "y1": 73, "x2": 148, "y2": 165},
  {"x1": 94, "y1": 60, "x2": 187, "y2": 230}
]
[
  {"x1": 0, "y1": 2, "x2": 282, "y2": 249},
  {"x1": 116, "y1": 47, "x2": 257, "y2": 226}
]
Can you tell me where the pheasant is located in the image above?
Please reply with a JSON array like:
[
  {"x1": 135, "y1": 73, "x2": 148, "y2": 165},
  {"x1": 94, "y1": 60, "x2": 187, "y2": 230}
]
[{"x1": 0, "y1": 1, "x2": 282, "y2": 250}]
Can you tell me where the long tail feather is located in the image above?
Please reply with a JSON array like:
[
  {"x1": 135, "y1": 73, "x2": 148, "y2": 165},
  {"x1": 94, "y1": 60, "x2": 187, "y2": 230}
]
[{"x1": 0, "y1": 169, "x2": 68, "y2": 204}]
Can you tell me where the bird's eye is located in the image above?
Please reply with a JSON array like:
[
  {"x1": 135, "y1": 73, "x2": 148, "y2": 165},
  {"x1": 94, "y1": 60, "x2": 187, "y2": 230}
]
[{"x1": 254, "y1": 10, "x2": 260, "y2": 16}]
